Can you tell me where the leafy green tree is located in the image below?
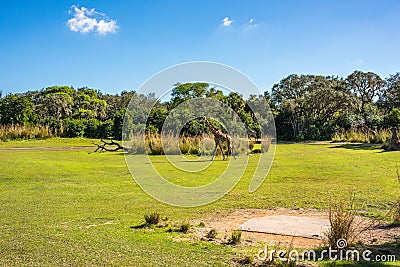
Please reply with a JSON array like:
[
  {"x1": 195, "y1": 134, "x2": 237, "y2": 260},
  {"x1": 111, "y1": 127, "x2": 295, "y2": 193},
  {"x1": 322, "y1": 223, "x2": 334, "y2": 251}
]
[
  {"x1": 74, "y1": 88, "x2": 107, "y2": 120},
  {"x1": 205, "y1": 87, "x2": 225, "y2": 100},
  {"x1": 0, "y1": 94, "x2": 37, "y2": 125},
  {"x1": 30, "y1": 86, "x2": 75, "y2": 124},
  {"x1": 147, "y1": 106, "x2": 168, "y2": 133},
  {"x1": 382, "y1": 73, "x2": 400, "y2": 110},
  {"x1": 271, "y1": 75, "x2": 356, "y2": 140},
  {"x1": 103, "y1": 90, "x2": 136, "y2": 120},
  {"x1": 170, "y1": 83, "x2": 209, "y2": 108},
  {"x1": 384, "y1": 108, "x2": 400, "y2": 128},
  {"x1": 113, "y1": 108, "x2": 126, "y2": 140}
]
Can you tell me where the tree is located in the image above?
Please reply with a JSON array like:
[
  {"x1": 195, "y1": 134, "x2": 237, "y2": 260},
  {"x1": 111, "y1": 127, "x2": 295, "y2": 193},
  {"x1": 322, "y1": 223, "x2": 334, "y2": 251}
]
[
  {"x1": 74, "y1": 88, "x2": 107, "y2": 120},
  {"x1": 271, "y1": 75, "x2": 356, "y2": 140},
  {"x1": 385, "y1": 108, "x2": 400, "y2": 128},
  {"x1": 382, "y1": 73, "x2": 400, "y2": 110},
  {"x1": 346, "y1": 70, "x2": 385, "y2": 115},
  {"x1": 170, "y1": 83, "x2": 209, "y2": 108},
  {"x1": 103, "y1": 90, "x2": 136, "y2": 120},
  {"x1": 0, "y1": 94, "x2": 36, "y2": 125}
]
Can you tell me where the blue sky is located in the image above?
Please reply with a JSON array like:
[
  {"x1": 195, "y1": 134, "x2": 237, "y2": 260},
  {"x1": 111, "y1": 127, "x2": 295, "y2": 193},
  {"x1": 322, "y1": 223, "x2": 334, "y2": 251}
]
[{"x1": 1, "y1": 0, "x2": 400, "y2": 95}]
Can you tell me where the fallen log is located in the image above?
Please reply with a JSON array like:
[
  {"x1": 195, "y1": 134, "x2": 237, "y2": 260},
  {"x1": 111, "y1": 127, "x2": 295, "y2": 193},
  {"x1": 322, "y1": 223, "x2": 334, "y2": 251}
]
[{"x1": 93, "y1": 139, "x2": 128, "y2": 152}]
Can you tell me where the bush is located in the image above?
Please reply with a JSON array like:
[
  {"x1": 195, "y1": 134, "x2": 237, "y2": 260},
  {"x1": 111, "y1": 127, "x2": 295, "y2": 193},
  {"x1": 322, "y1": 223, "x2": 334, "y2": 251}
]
[
  {"x1": 97, "y1": 119, "x2": 113, "y2": 138},
  {"x1": 229, "y1": 230, "x2": 242, "y2": 245},
  {"x1": 179, "y1": 222, "x2": 190, "y2": 233},
  {"x1": 83, "y1": 119, "x2": 100, "y2": 138},
  {"x1": 144, "y1": 212, "x2": 160, "y2": 225},
  {"x1": 83, "y1": 119, "x2": 113, "y2": 138},
  {"x1": 63, "y1": 118, "x2": 85, "y2": 137}
]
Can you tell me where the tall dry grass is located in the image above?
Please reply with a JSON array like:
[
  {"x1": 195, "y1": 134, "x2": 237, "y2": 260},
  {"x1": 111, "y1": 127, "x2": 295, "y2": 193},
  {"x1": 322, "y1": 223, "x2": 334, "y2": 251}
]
[
  {"x1": 325, "y1": 195, "x2": 356, "y2": 250},
  {"x1": 127, "y1": 133, "x2": 253, "y2": 155},
  {"x1": 332, "y1": 128, "x2": 392, "y2": 144},
  {"x1": 0, "y1": 124, "x2": 53, "y2": 141}
]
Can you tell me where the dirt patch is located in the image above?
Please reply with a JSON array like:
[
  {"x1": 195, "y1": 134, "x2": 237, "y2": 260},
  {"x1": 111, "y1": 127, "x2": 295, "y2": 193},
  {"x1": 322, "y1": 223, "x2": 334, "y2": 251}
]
[{"x1": 192, "y1": 208, "x2": 400, "y2": 249}]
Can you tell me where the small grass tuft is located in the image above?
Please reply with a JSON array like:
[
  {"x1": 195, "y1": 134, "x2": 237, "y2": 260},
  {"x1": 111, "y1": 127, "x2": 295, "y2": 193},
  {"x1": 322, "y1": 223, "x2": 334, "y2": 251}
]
[
  {"x1": 229, "y1": 230, "x2": 242, "y2": 245},
  {"x1": 144, "y1": 212, "x2": 160, "y2": 225},
  {"x1": 179, "y1": 222, "x2": 191, "y2": 233},
  {"x1": 206, "y1": 229, "x2": 218, "y2": 239}
]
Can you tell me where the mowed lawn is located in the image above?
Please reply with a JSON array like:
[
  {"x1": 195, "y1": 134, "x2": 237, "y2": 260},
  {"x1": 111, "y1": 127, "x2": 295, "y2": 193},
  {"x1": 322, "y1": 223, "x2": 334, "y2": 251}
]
[{"x1": 0, "y1": 138, "x2": 399, "y2": 266}]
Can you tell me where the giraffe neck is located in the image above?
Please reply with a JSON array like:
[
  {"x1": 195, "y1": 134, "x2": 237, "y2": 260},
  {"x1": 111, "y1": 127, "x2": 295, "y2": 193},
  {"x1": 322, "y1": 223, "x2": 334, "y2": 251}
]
[{"x1": 205, "y1": 118, "x2": 219, "y2": 135}]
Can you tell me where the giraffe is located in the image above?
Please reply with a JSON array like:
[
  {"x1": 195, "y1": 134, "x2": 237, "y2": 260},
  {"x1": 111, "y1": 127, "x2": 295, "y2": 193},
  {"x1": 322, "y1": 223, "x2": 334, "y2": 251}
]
[{"x1": 202, "y1": 116, "x2": 236, "y2": 161}]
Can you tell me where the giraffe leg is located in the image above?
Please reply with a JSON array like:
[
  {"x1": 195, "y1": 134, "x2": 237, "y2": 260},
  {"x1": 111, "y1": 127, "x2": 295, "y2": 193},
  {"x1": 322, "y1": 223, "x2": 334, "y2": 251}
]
[
  {"x1": 230, "y1": 144, "x2": 236, "y2": 160},
  {"x1": 211, "y1": 144, "x2": 217, "y2": 161},
  {"x1": 218, "y1": 143, "x2": 226, "y2": 160}
]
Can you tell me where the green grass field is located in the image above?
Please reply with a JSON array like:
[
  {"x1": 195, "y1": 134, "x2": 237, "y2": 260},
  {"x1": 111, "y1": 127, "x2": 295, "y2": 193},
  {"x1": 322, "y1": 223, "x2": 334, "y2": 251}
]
[{"x1": 0, "y1": 138, "x2": 399, "y2": 266}]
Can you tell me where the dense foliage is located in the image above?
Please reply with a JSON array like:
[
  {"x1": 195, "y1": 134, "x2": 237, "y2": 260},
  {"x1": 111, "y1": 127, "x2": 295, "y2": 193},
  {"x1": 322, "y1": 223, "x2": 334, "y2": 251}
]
[{"x1": 0, "y1": 70, "x2": 399, "y2": 141}]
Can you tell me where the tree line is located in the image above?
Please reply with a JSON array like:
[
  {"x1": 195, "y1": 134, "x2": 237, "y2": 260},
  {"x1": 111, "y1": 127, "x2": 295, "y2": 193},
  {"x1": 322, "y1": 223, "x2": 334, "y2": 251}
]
[{"x1": 0, "y1": 70, "x2": 399, "y2": 141}]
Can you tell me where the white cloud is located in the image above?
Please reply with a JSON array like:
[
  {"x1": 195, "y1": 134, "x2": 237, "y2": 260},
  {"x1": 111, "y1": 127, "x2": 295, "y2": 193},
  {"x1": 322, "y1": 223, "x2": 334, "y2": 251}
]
[
  {"x1": 67, "y1": 5, "x2": 118, "y2": 35},
  {"x1": 222, "y1": 17, "x2": 233, "y2": 26},
  {"x1": 246, "y1": 18, "x2": 258, "y2": 30}
]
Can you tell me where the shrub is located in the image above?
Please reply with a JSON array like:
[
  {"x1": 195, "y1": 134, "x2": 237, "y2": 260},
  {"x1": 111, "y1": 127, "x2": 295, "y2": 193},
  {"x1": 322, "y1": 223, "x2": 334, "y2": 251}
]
[
  {"x1": 83, "y1": 119, "x2": 100, "y2": 138},
  {"x1": 63, "y1": 118, "x2": 85, "y2": 137},
  {"x1": 229, "y1": 230, "x2": 242, "y2": 245},
  {"x1": 81, "y1": 119, "x2": 114, "y2": 139},
  {"x1": 144, "y1": 212, "x2": 160, "y2": 225},
  {"x1": 179, "y1": 222, "x2": 191, "y2": 233},
  {"x1": 97, "y1": 119, "x2": 114, "y2": 138}
]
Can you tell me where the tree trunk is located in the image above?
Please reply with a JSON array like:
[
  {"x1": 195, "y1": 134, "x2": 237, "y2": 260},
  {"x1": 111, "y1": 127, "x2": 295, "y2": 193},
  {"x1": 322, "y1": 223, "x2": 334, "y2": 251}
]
[{"x1": 384, "y1": 128, "x2": 400, "y2": 151}]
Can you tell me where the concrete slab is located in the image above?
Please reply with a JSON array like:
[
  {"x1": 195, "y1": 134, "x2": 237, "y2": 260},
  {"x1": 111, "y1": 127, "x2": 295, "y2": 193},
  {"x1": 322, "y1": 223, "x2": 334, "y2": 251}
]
[{"x1": 239, "y1": 215, "x2": 330, "y2": 239}]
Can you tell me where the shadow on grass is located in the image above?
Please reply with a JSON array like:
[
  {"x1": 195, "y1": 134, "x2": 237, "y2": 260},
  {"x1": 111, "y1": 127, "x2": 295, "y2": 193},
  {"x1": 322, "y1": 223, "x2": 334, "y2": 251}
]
[
  {"x1": 329, "y1": 143, "x2": 383, "y2": 151},
  {"x1": 130, "y1": 223, "x2": 169, "y2": 229},
  {"x1": 129, "y1": 223, "x2": 147, "y2": 229}
]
